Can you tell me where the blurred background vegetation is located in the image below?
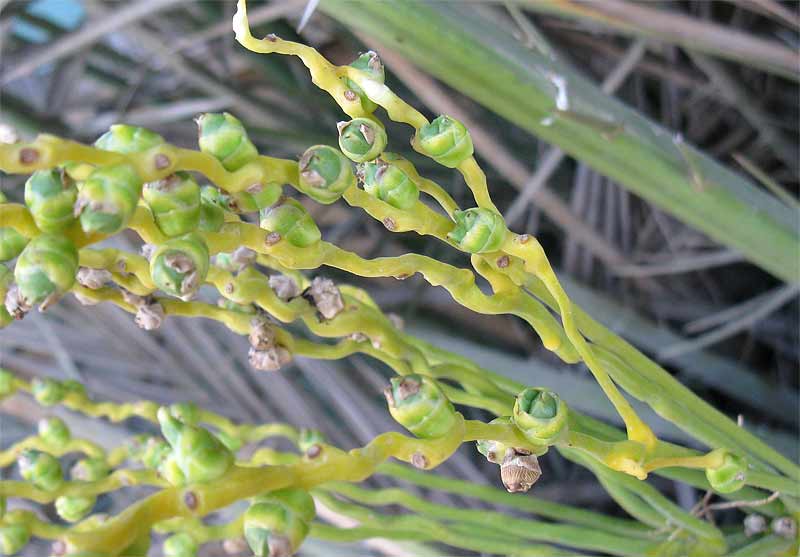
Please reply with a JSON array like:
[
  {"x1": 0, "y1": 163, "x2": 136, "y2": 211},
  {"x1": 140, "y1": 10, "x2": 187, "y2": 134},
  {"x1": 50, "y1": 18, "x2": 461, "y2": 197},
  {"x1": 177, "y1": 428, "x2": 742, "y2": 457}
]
[{"x1": 0, "y1": 0, "x2": 798, "y2": 555}]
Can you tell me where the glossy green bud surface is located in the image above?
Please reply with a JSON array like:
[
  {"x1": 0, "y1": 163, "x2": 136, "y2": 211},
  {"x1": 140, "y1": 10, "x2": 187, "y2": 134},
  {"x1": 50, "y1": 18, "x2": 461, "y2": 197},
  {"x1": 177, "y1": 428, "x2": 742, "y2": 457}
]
[
  {"x1": 337, "y1": 119, "x2": 387, "y2": 163},
  {"x1": 19, "y1": 450, "x2": 63, "y2": 492},
  {"x1": 0, "y1": 524, "x2": 30, "y2": 555},
  {"x1": 198, "y1": 186, "x2": 226, "y2": 232},
  {"x1": 31, "y1": 378, "x2": 66, "y2": 406},
  {"x1": 259, "y1": 198, "x2": 321, "y2": 248},
  {"x1": 0, "y1": 228, "x2": 28, "y2": 262},
  {"x1": 197, "y1": 112, "x2": 258, "y2": 172},
  {"x1": 512, "y1": 387, "x2": 568, "y2": 445},
  {"x1": 71, "y1": 458, "x2": 110, "y2": 482},
  {"x1": 38, "y1": 416, "x2": 71, "y2": 446},
  {"x1": 143, "y1": 172, "x2": 201, "y2": 237},
  {"x1": 157, "y1": 407, "x2": 233, "y2": 484},
  {"x1": 244, "y1": 490, "x2": 312, "y2": 557},
  {"x1": 163, "y1": 533, "x2": 198, "y2": 557},
  {"x1": 24, "y1": 169, "x2": 78, "y2": 233},
  {"x1": 150, "y1": 233, "x2": 209, "y2": 299},
  {"x1": 76, "y1": 164, "x2": 142, "y2": 234},
  {"x1": 94, "y1": 125, "x2": 164, "y2": 154},
  {"x1": 361, "y1": 160, "x2": 419, "y2": 210},
  {"x1": 416, "y1": 115, "x2": 473, "y2": 168},
  {"x1": 447, "y1": 208, "x2": 506, "y2": 254},
  {"x1": 14, "y1": 234, "x2": 78, "y2": 306},
  {"x1": 228, "y1": 183, "x2": 282, "y2": 213},
  {"x1": 384, "y1": 374, "x2": 457, "y2": 438},
  {"x1": 706, "y1": 451, "x2": 747, "y2": 494},
  {"x1": 298, "y1": 145, "x2": 355, "y2": 204},
  {"x1": 56, "y1": 494, "x2": 96, "y2": 522}
]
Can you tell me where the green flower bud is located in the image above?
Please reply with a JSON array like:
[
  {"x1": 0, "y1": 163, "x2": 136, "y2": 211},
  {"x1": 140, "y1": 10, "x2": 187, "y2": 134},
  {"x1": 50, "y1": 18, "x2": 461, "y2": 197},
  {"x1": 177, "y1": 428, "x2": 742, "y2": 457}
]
[
  {"x1": 416, "y1": 115, "x2": 473, "y2": 168},
  {"x1": 0, "y1": 190, "x2": 29, "y2": 263},
  {"x1": 198, "y1": 186, "x2": 226, "y2": 232},
  {"x1": 150, "y1": 233, "x2": 209, "y2": 299},
  {"x1": 0, "y1": 267, "x2": 12, "y2": 328},
  {"x1": 475, "y1": 416, "x2": 513, "y2": 464},
  {"x1": 228, "y1": 183, "x2": 282, "y2": 213},
  {"x1": 259, "y1": 198, "x2": 320, "y2": 248},
  {"x1": 297, "y1": 428, "x2": 326, "y2": 453},
  {"x1": 56, "y1": 494, "x2": 96, "y2": 523},
  {"x1": 31, "y1": 377, "x2": 66, "y2": 406},
  {"x1": 76, "y1": 163, "x2": 142, "y2": 234},
  {"x1": 163, "y1": 533, "x2": 198, "y2": 557},
  {"x1": 19, "y1": 450, "x2": 63, "y2": 491},
  {"x1": 298, "y1": 145, "x2": 356, "y2": 204},
  {"x1": 383, "y1": 374, "x2": 457, "y2": 439},
  {"x1": 24, "y1": 170, "x2": 78, "y2": 233},
  {"x1": 95, "y1": 125, "x2": 164, "y2": 154},
  {"x1": 245, "y1": 489, "x2": 314, "y2": 557},
  {"x1": 157, "y1": 406, "x2": 233, "y2": 484},
  {"x1": 337, "y1": 118, "x2": 387, "y2": 163},
  {"x1": 38, "y1": 416, "x2": 71, "y2": 446},
  {"x1": 350, "y1": 50, "x2": 385, "y2": 82},
  {"x1": 0, "y1": 369, "x2": 16, "y2": 399},
  {"x1": 447, "y1": 208, "x2": 507, "y2": 254},
  {"x1": 706, "y1": 451, "x2": 747, "y2": 494},
  {"x1": 14, "y1": 234, "x2": 78, "y2": 306},
  {"x1": 343, "y1": 51, "x2": 384, "y2": 113},
  {"x1": 512, "y1": 387, "x2": 568, "y2": 445},
  {"x1": 0, "y1": 524, "x2": 30, "y2": 555},
  {"x1": 197, "y1": 112, "x2": 258, "y2": 172},
  {"x1": 360, "y1": 160, "x2": 419, "y2": 210},
  {"x1": 0, "y1": 228, "x2": 28, "y2": 262},
  {"x1": 70, "y1": 458, "x2": 110, "y2": 482},
  {"x1": 143, "y1": 172, "x2": 201, "y2": 237}
]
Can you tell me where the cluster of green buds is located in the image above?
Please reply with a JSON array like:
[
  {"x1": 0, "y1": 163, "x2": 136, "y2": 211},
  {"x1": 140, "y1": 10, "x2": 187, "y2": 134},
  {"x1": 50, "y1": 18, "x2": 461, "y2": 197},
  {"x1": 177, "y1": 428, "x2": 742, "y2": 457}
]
[
  {"x1": 343, "y1": 50, "x2": 384, "y2": 113},
  {"x1": 705, "y1": 450, "x2": 747, "y2": 493},
  {"x1": 447, "y1": 208, "x2": 507, "y2": 254},
  {"x1": 383, "y1": 374, "x2": 457, "y2": 439},
  {"x1": 244, "y1": 488, "x2": 315, "y2": 557},
  {"x1": 297, "y1": 145, "x2": 356, "y2": 204},
  {"x1": 359, "y1": 158, "x2": 419, "y2": 210},
  {"x1": 337, "y1": 118, "x2": 387, "y2": 163},
  {"x1": 55, "y1": 458, "x2": 110, "y2": 522},
  {"x1": 157, "y1": 405, "x2": 233, "y2": 485}
]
